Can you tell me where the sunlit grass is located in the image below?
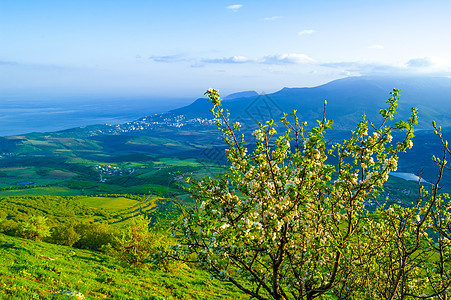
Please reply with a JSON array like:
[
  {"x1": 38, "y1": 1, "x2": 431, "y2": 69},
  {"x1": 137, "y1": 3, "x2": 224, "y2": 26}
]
[{"x1": 0, "y1": 233, "x2": 246, "y2": 299}]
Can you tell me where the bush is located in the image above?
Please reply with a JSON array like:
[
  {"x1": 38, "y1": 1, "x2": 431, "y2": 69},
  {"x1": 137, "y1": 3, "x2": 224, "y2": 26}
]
[
  {"x1": 113, "y1": 216, "x2": 174, "y2": 271},
  {"x1": 18, "y1": 215, "x2": 51, "y2": 242},
  {"x1": 114, "y1": 216, "x2": 154, "y2": 265},
  {"x1": 73, "y1": 222, "x2": 115, "y2": 251},
  {"x1": 50, "y1": 221, "x2": 81, "y2": 247},
  {"x1": 0, "y1": 218, "x2": 18, "y2": 236}
]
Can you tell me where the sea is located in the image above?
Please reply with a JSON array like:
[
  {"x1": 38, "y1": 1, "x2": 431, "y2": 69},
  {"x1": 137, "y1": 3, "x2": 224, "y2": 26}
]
[
  {"x1": 390, "y1": 172, "x2": 431, "y2": 184},
  {"x1": 0, "y1": 94, "x2": 194, "y2": 137}
]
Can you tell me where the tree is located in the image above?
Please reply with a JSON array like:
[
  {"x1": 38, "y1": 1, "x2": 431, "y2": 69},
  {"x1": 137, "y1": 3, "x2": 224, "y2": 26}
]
[
  {"x1": 113, "y1": 215, "x2": 174, "y2": 271},
  {"x1": 19, "y1": 215, "x2": 51, "y2": 242},
  {"x1": 115, "y1": 215, "x2": 154, "y2": 265},
  {"x1": 173, "y1": 89, "x2": 451, "y2": 299},
  {"x1": 51, "y1": 221, "x2": 81, "y2": 247},
  {"x1": 73, "y1": 222, "x2": 115, "y2": 251}
]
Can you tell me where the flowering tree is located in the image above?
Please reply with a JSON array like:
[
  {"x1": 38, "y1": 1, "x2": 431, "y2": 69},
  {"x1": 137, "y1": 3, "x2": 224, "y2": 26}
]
[{"x1": 173, "y1": 89, "x2": 451, "y2": 299}]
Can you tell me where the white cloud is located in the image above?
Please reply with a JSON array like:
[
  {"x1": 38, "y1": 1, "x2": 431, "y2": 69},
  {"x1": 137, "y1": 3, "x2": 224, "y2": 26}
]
[
  {"x1": 262, "y1": 53, "x2": 314, "y2": 64},
  {"x1": 407, "y1": 57, "x2": 434, "y2": 68},
  {"x1": 321, "y1": 61, "x2": 410, "y2": 75},
  {"x1": 203, "y1": 56, "x2": 251, "y2": 64},
  {"x1": 148, "y1": 54, "x2": 186, "y2": 63},
  {"x1": 264, "y1": 16, "x2": 282, "y2": 21},
  {"x1": 230, "y1": 55, "x2": 250, "y2": 62},
  {"x1": 406, "y1": 57, "x2": 451, "y2": 72},
  {"x1": 368, "y1": 44, "x2": 384, "y2": 50},
  {"x1": 298, "y1": 29, "x2": 315, "y2": 36},
  {"x1": 226, "y1": 4, "x2": 243, "y2": 11},
  {"x1": 321, "y1": 57, "x2": 451, "y2": 76},
  {"x1": 200, "y1": 53, "x2": 314, "y2": 65}
]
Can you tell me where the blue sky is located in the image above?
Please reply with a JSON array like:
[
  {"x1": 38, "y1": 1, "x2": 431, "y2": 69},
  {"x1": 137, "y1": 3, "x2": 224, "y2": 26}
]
[{"x1": 1, "y1": 0, "x2": 451, "y2": 97}]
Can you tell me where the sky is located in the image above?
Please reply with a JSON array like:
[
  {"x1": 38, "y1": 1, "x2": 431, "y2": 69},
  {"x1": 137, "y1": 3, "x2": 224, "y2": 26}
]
[{"x1": 1, "y1": 0, "x2": 451, "y2": 98}]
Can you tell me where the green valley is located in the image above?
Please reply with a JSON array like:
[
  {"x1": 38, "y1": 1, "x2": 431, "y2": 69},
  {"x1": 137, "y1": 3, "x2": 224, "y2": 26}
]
[{"x1": 1, "y1": 77, "x2": 451, "y2": 298}]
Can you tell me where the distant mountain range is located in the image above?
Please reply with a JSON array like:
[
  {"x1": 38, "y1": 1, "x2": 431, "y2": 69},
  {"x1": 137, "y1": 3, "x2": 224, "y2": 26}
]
[
  {"x1": 170, "y1": 76, "x2": 451, "y2": 130},
  {"x1": 1, "y1": 75, "x2": 450, "y2": 189}
]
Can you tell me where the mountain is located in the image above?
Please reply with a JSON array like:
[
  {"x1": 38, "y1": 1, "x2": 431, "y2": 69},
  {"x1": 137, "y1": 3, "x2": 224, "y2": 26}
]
[
  {"x1": 1, "y1": 75, "x2": 450, "y2": 196},
  {"x1": 223, "y1": 91, "x2": 259, "y2": 100},
  {"x1": 169, "y1": 76, "x2": 451, "y2": 130}
]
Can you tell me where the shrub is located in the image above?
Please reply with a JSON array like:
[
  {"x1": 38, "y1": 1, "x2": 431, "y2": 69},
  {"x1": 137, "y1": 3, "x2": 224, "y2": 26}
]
[
  {"x1": 18, "y1": 215, "x2": 51, "y2": 242},
  {"x1": 113, "y1": 216, "x2": 175, "y2": 271},
  {"x1": 50, "y1": 221, "x2": 81, "y2": 247},
  {"x1": 73, "y1": 222, "x2": 115, "y2": 251},
  {"x1": 114, "y1": 216, "x2": 154, "y2": 265},
  {"x1": 0, "y1": 216, "x2": 19, "y2": 236}
]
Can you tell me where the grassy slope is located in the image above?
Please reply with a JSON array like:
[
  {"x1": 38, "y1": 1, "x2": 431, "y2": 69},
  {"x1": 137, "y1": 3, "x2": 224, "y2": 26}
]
[
  {"x1": 0, "y1": 234, "x2": 245, "y2": 300},
  {"x1": 0, "y1": 194, "x2": 164, "y2": 229}
]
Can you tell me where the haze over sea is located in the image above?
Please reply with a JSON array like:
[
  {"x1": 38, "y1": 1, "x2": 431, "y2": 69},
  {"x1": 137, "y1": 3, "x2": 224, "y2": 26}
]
[{"x1": 0, "y1": 94, "x2": 193, "y2": 137}]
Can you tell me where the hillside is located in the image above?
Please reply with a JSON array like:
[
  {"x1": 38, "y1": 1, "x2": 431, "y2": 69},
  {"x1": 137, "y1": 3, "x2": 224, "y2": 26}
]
[{"x1": 0, "y1": 233, "x2": 245, "y2": 299}]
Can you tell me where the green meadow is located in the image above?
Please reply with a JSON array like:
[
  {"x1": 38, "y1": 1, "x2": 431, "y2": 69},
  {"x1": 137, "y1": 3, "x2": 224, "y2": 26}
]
[
  {"x1": 0, "y1": 234, "x2": 245, "y2": 300},
  {"x1": 76, "y1": 196, "x2": 141, "y2": 210}
]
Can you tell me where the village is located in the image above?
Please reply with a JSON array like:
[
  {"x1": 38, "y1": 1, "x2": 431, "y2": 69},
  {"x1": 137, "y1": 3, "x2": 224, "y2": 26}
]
[
  {"x1": 93, "y1": 114, "x2": 216, "y2": 135},
  {"x1": 94, "y1": 164, "x2": 136, "y2": 182}
]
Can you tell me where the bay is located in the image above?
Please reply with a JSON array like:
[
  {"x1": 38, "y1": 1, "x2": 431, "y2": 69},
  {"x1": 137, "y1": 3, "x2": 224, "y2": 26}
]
[
  {"x1": 0, "y1": 95, "x2": 193, "y2": 136},
  {"x1": 390, "y1": 172, "x2": 430, "y2": 184}
]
